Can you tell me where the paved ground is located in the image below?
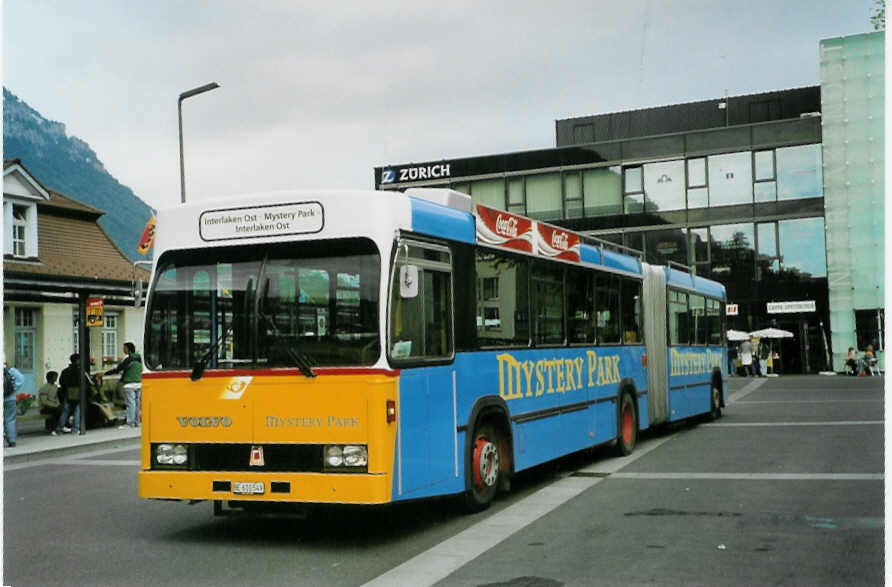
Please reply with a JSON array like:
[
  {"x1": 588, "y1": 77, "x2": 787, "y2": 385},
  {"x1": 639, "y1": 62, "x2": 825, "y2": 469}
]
[{"x1": 3, "y1": 373, "x2": 885, "y2": 586}]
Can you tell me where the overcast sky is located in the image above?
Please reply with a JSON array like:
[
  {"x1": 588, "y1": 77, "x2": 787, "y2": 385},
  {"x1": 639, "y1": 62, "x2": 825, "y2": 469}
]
[{"x1": 3, "y1": 0, "x2": 878, "y2": 211}]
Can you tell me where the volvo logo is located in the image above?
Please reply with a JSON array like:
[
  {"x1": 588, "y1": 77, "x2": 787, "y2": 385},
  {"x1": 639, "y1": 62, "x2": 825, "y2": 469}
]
[{"x1": 177, "y1": 416, "x2": 232, "y2": 428}]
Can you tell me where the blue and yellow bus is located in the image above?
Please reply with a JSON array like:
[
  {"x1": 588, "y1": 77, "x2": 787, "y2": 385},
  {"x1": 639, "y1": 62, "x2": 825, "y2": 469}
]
[{"x1": 138, "y1": 188, "x2": 726, "y2": 513}]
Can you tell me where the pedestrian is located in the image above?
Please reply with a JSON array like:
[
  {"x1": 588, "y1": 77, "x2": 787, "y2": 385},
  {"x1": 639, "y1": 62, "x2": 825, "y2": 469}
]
[
  {"x1": 844, "y1": 347, "x2": 858, "y2": 376},
  {"x1": 56, "y1": 354, "x2": 82, "y2": 435},
  {"x1": 4, "y1": 360, "x2": 24, "y2": 447},
  {"x1": 739, "y1": 338, "x2": 754, "y2": 377},
  {"x1": 104, "y1": 342, "x2": 142, "y2": 429},
  {"x1": 37, "y1": 370, "x2": 62, "y2": 433}
]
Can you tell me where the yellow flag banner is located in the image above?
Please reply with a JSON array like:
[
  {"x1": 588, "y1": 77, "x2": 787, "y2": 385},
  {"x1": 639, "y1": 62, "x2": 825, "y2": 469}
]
[{"x1": 137, "y1": 215, "x2": 157, "y2": 255}]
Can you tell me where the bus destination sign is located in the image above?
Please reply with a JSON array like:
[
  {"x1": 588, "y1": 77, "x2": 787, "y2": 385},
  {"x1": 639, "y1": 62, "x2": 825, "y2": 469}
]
[{"x1": 199, "y1": 202, "x2": 324, "y2": 241}]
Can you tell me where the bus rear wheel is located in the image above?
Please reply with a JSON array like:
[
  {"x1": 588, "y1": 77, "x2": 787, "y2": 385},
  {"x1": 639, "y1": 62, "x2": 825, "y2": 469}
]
[
  {"x1": 709, "y1": 385, "x2": 722, "y2": 420},
  {"x1": 464, "y1": 424, "x2": 501, "y2": 512},
  {"x1": 616, "y1": 392, "x2": 638, "y2": 456}
]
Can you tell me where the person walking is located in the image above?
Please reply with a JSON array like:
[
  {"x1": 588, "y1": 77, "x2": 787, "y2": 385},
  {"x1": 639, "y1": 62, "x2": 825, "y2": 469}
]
[
  {"x1": 739, "y1": 338, "x2": 754, "y2": 377},
  {"x1": 56, "y1": 354, "x2": 83, "y2": 435},
  {"x1": 4, "y1": 361, "x2": 24, "y2": 447},
  {"x1": 104, "y1": 342, "x2": 142, "y2": 429}
]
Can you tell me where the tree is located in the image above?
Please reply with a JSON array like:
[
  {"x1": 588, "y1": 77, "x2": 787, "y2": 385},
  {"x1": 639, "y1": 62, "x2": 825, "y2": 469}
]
[{"x1": 871, "y1": 0, "x2": 885, "y2": 30}]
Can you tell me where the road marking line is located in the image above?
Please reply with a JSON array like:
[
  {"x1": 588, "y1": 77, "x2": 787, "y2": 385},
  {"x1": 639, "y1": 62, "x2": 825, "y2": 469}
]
[
  {"x1": 361, "y1": 434, "x2": 676, "y2": 587},
  {"x1": 4, "y1": 445, "x2": 139, "y2": 471},
  {"x1": 704, "y1": 421, "x2": 883, "y2": 427},
  {"x1": 726, "y1": 378, "x2": 767, "y2": 403},
  {"x1": 611, "y1": 472, "x2": 883, "y2": 481},
  {"x1": 737, "y1": 399, "x2": 883, "y2": 404}
]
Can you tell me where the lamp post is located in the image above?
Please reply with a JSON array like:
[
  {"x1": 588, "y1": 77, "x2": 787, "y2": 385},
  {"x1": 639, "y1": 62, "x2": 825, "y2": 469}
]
[{"x1": 178, "y1": 82, "x2": 220, "y2": 204}]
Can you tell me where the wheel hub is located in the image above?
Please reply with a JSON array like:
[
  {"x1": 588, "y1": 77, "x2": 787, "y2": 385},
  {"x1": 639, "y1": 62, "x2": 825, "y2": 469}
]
[{"x1": 473, "y1": 437, "x2": 499, "y2": 489}]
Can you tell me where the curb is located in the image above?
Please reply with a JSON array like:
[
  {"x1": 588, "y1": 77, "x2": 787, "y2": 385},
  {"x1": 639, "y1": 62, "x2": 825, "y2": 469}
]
[{"x1": 3, "y1": 436, "x2": 141, "y2": 465}]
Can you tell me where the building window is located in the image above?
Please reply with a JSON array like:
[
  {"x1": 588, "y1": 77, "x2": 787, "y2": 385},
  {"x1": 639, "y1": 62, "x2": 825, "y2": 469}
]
[
  {"x1": 103, "y1": 313, "x2": 119, "y2": 362},
  {"x1": 756, "y1": 222, "x2": 779, "y2": 280},
  {"x1": 507, "y1": 178, "x2": 525, "y2": 214},
  {"x1": 645, "y1": 228, "x2": 688, "y2": 267},
  {"x1": 709, "y1": 222, "x2": 755, "y2": 278},
  {"x1": 583, "y1": 166, "x2": 622, "y2": 217},
  {"x1": 470, "y1": 178, "x2": 505, "y2": 210},
  {"x1": 14, "y1": 308, "x2": 36, "y2": 371},
  {"x1": 707, "y1": 152, "x2": 752, "y2": 206},
  {"x1": 754, "y1": 150, "x2": 777, "y2": 202},
  {"x1": 623, "y1": 167, "x2": 644, "y2": 213},
  {"x1": 563, "y1": 171, "x2": 583, "y2": 219},
  {"x1": 776, "y1": 144, "x2": 823, "y2": 200},
  {"x1": 525, "y1": 173, "x2": 561, "y2": 221},
  {"x1": 778, "y1": 217, "x2": 826, "y2": 278},
  {"x1": 687, "y1": 158, "x2": 708, "y2": 209},
  {"x1": 12, "y1": 205, "x2": 28, "y2": 256},
  {"x1": 689, "y1": 228, "x2": 710, "y2": 275},
  {"x1": 643, "y1": 159, "x2": 685, "y2": 212},
  {"x1": 482, "y1": 277, "x2": 499, "y2": 300}
]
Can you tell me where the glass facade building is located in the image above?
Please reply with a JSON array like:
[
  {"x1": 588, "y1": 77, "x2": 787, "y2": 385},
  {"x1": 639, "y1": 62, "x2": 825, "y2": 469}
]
[{"x1": 374, "y1": 32, "x2": 884, "y2": 374}]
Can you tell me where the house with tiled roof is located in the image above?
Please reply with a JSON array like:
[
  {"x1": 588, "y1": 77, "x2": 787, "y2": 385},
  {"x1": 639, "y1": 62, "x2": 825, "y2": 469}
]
[{"x1": 3, "y1": 159, "x2": 149, "y2": 396}]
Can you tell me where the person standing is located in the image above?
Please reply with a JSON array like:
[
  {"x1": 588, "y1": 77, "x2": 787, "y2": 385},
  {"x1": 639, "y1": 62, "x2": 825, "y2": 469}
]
[
  {"x1": 4, "y1": 361, "x2": 24, "y2": 447},
  {"x1": 739, "y1": 338, "x2": 754, "y2": 377},
  {"x1": 37, "y1": 370, "x2": 62, "y2": 433},
  {"x1": 56, "y1": 354, "x2": 82, "y2": 435},
  {"x1": 104, "y1": 342, "x2": 142, "y2": 429}
]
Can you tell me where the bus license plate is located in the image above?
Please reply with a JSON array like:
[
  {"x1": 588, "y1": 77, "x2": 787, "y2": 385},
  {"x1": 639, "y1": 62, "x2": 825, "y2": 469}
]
[{"x1": 233, "y1": 482, "x2": 264, "y2": 495}]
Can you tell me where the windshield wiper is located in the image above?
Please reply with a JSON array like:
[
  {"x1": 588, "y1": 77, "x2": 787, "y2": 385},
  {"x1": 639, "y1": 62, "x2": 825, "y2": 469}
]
[
  {"x1": 191, "y1": 324, "x2": 234, "y2": 381},
  {"x1": 258, "y1": 309, "x2": 317, "y2": 378}
]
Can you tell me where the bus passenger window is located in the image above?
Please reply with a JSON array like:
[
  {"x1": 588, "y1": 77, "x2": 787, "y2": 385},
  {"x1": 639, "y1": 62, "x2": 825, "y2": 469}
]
[
  {"x1": 668, "y1": 289, "x2": 689, "y2": 345},
  {"x1": 621, "y1": 278, "x2": 642, "y2": 344},
  {"x1": 474, "y1": 249, "x2": 530, "y2": 347},
  {"x1": 595, "y1": 273, "x2": 621, "y2": 344},
  {"x1": 532, "y1": 262, "x2": 564, "y2": 345},
  {"x1": 567, "y1": 267, "x2": 594, "y2": 344},
  {"x1": 707, "y1": 298, "x2": 723, "y2": 345},
  {"x1": 689, "y1": 294, "x2": 706, "y2": 345}
]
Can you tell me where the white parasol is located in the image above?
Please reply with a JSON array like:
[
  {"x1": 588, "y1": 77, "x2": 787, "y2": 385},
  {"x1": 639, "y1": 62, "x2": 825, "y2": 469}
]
[
  {"x1": 726, "y1": 329, "x2": 750, "y2": 341},
  {"x1": 749, "y1": 327, "x2": 794, "y2": 339}
]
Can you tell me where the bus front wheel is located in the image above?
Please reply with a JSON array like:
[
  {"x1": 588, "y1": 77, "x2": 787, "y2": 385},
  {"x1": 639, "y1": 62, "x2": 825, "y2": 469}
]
[
  {"x1": 616, "y1": 392, "x2": 638, "y2": 456},
  {"x1": 464, "y1": 424, "x2": 501, "y2": 512}
]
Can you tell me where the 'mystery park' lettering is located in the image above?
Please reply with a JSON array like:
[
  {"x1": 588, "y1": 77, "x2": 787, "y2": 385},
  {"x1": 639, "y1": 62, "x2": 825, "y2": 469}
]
[{"x1": 496, "y1": 351, "x2": 621, "y2": 401}]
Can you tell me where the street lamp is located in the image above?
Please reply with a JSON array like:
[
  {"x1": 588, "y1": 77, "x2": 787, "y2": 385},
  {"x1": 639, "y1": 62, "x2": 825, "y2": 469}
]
[{"x1": 178, "y1": 82, "x2": 220, "y2": 204}]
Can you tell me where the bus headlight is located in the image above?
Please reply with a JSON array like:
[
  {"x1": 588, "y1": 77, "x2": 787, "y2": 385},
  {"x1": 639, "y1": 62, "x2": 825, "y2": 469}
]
[
  {"x1": 323, "y1": 444, "x2": 367, "y2": 472},
  {"x1": 155, "y1": 443, "x2": 189, "y2": 468}
]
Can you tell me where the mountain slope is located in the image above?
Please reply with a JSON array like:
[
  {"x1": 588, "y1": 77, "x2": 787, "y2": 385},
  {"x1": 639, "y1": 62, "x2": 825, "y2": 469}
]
[{"x1": 3, "y1": 87, "x2": 155, "y2": 261}]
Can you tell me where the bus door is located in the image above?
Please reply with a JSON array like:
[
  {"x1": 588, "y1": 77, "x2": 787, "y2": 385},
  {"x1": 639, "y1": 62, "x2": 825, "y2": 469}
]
[{"x1": 388, "y1": 239, "x2": 456, "y2": 498}]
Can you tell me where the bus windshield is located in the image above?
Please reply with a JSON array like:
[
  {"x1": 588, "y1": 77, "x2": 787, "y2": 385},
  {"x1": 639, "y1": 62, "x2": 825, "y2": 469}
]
[{"x1": 144, "y1": 237, "x2": 381, "y2": 371}]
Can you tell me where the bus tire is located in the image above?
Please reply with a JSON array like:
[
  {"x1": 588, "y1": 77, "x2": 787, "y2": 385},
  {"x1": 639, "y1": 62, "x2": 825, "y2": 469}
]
[
  {"x1": 709, "y1": 384, "x2": 722, "y2": 420},
  {"x1": 616, "y1": 392, "x2": 638, "y2": 456},
  {"x1": 464, "y1": 424, "x2": 501, "y2": 512}
]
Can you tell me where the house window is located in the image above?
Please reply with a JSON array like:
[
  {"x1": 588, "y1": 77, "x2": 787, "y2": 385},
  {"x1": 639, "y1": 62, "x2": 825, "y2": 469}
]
[
  {"x1": 103, "y1": 313, "x2": 119, "y2": 362},
  {"x1": 12, "y1": 205, "x2": 28, "y2": 256}
]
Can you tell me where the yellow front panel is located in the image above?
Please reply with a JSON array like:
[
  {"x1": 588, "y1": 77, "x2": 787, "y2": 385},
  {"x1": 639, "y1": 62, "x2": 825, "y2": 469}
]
[{"x1": 139, "y1": 372, "x2": 398, "y2": 504}]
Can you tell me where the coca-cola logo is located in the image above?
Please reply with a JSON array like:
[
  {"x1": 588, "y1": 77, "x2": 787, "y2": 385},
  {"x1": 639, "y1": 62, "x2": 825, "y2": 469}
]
[
  {"x1": 495, "y1": 214, "x2": 518, "y2": 238},
  {"x1": 551, "y1": 231, "x2": 569, "y2": 250}
]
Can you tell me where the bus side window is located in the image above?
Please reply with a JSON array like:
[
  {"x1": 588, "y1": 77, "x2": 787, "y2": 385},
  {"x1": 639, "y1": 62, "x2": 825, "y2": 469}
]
[
  {"x1": 595, "y1": 272, "x2": 621, "y2": 344},
  {"x1": 567, "y1": 267, "x2": 594, "y2": 344},
  {"x1": 668, "y1": 289, "x2": 689, "y2": 345},
  {"x1": 689, "y1": 294, "x2": 706, "y2": 345},
  {"x1": 707, "y1": 298, "x2": 723, "y2": 345},
  {"x1": 621, "y1": 278, "x2": 643, "y2": 344}
]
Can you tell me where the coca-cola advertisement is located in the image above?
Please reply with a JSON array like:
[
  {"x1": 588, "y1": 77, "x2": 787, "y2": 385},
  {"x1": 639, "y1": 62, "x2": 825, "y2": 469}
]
[
  {"x1": 475, "y1": 205, "x2": 533, "y2": 253},
  {"x1": 536, "y1": 222, "x2": 580, "y2": 262}
]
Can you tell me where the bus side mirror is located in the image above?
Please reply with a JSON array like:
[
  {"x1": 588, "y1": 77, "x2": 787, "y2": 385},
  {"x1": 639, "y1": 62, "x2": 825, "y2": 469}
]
[{"x1": 399, "y1": 265, "x2": 419, "y2": 299}]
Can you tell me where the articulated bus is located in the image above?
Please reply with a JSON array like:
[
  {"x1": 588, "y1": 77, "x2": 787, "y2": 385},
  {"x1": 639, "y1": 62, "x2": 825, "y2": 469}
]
[{"x1": 139, "y1": 188, "x2": 726, "y2": 513}]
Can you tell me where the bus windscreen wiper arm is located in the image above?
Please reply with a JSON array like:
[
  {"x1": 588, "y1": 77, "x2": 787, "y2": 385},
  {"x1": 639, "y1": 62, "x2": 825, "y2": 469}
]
[
  {"x1": 258, "y1": 309, "x2": 317, "y2": 378},
  {"x1": 191, "y1": 324, "x2": 233, "y2": 381}
]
